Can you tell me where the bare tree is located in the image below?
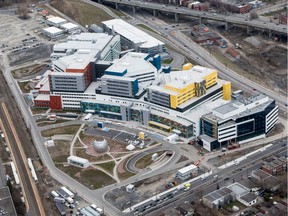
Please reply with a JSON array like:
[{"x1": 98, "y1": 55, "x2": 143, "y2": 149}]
[
  {"x1": 250, "y1": 11, "x2": 259, "y2": 20},
  {"x1": 17, "y1": 3, "x2": 29, "y2": 19}
]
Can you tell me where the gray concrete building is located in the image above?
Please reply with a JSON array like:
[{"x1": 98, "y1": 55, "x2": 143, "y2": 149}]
[
  {"x1": 49, "y1": 72, "x2": 89, "y2": 92},
  {"x1": 97, "y1": 75, "x2": 139, "y2": 98}
]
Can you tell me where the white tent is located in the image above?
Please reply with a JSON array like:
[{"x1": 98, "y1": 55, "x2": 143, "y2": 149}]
[{"x1": 126, "y1": 144, "x2": 135, "y2": 151}]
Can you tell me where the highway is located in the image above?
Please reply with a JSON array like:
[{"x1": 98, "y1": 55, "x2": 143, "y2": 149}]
[
  {"x1": 0, "y1": 101, "x2": 44, "y2": 216},
  {"x1": 97, "y1": 0, "x2": 287, "y2": 33},
  {"x1": 124, "y1": 11, "x2": 288, "y2": 112}
]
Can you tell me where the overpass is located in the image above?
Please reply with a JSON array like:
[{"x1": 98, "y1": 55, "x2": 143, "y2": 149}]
[{"x1": 95, "y1": 0, "x2": 287, "y2": 34}]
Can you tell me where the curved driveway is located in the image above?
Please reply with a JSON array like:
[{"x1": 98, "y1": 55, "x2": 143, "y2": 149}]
[{"x1": 126, "y1": 147, "x2": 173, "y2": 173}]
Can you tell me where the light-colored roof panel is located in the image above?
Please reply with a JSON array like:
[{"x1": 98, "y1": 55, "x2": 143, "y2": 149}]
[
  {"x1": 34, "y1": 94, "x2": 50, "y2": 101},
  {"x1": 102, "y1": 19, "x2": 164, "y2": 48},
  {"x1": 43, "y1": 27, "x2": 63, "y2": 34},
  {"x1": 47, "y1": 16, "x2": 66, "y2": 24},
  {"x1": 105, "y1": 52, "x2": 156, "y2": 77},
  {"x1": 61, "y1": 22, "x2": 78, "y2": 30}
]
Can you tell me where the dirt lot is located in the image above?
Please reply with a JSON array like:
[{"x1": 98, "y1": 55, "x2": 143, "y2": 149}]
[
  {"x1": 214, "y1": 28, "x2": 287, "y2": 95},
  {"x1": 106, "y1": 169, "x2": 181, "y2": 210},
  {"x1": 12, "y1": 63, "x2": 48, "y2": 79},
  {"x1": 56, "y1": 165, "x2": 116, "y2": 190},
  {"x1": 48, "y1": 140, "x2": 71, "y2": 163},
  {"x1": 50, "y1": 0, "x2": 115, "y2": 26}
]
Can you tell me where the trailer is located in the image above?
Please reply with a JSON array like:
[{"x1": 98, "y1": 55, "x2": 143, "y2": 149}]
[
  {"x1": 10, "y1": 162, "x2": 20, "y2": 185},
  {"x1": 51, "y1": 191, "x2": 59, "y2": 198},
  {"x1": 84, "y1": 113, "x2": 92, "y2": 120},
  {"x1": 54, "y1": 196, "x2": 65, "y2": 204},
  {"x1": 56, "y1": 188, "x2": 70, "y2": 199},
  {"x1": 90, "y1": 204, "x2": 98, "y2": 210},
  {"x1": 61, "y1": 186, "x2": 74, "y2": 198},
  {"x1": 27, "y1": 158, "x2": 38, "y2": 182}
]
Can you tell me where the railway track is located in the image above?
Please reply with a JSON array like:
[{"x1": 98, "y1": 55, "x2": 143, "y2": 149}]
[{"x1": 0, "y1": 71, "x2": 44, "y2": 215}]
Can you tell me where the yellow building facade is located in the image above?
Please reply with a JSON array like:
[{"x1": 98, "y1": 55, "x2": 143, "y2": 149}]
[
  {"x1": 222, "y1": 82, "x2": 231, "y2": 100},
  {"x1": 165, "y1": 69, "x2": 218, "y2": 109}
]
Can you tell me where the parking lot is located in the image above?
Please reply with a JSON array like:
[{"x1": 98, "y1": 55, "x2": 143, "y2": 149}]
[
  {"x1": 0, "y1": 9, "x2": 60, "y2": 67},
  {"x1": 84, "y1": 125, "x2": 154, "y2": 148}
]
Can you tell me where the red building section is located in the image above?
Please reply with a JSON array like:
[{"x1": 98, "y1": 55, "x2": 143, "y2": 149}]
[
  {"x1": 226, "y1": 47, "x2": 239, "y2": 58},
  {"x1": 279, "y1": 13, "x2": 287, "y2": 25},
  {"x1": 261, "y1": 157, "x2": 287, "y2": 175},
  {"x1": 50, "y1": 95, "x2": 62, "y2": 110},
  {"x1": 65, "y1": 63, "x2": 92, "y2": 88},
  {"x1": 34, "y1": 95, "x2": 50, "y2": 108},
  {"x1": 238, "y1": 4, "x2": 252, "y2": 14},
  {"x1": 191, "y1": 3, "x2": 208, "y2": 11}
]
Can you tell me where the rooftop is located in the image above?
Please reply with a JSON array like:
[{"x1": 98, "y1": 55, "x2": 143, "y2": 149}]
[
  {"x1": 34, "y1": 94, "x2": 50, "y2": 101},
  {"x1": 68, "y1": 155, "x2": 89, "y2": 163},
  {"x1": 67, "y1": 32, "x2": 111, "y2": 42},
  {"x1": 53, "y1": 49, "x2": 98, "y2": 70},
  {"x1": 204, "y1": 94, "x2": 273, "y2": 122},
  {"x1": 227, "y1": 182, "x2": 249, "y2": 196},
  {"x1": 61, "y1": 22, "x2": 78, "y2": 30},
  {"x1": 177, "y1": 164, "x2": 198, "y2": 174},
  {"x1": 102, "y1": 19, "x2": 164, "y2": 48},
  {"x1": 165, "y1": 65, "x2": 217, "y2": 90},
  {"x1": 105, "y1": 52, "x2": 157, "y2": 78},
  {"x1": 43, "y1": 26, "x2": 63, "y2": 34},
  {"x1": 191, "y1": 24, "x2": 221, "y2": 42},
  {"x1": 240, "y1": 192, "x2": 257, "y2": 203},
  {"x1": 0, "y1": 187, "x2": 17, "y2": 216},
  {"x1": 204, "y1": 187, "x2": 233, "y2": 202},
  {"x1": 47, "y1": 16, "x2": 66, "y2": 24},
  {"x1": 252, "y1": 169, "x2": 270, "y2": 180}
]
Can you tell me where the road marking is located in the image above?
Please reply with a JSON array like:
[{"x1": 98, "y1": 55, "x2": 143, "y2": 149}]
[{"x1": 1, "y1": 102, "x2": 45, "y2": 216}]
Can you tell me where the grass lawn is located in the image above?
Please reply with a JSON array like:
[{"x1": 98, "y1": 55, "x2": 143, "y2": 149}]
[
  {"x1": 18, "y1": 81, "x2": 32, "y2": 93},
  {"x1": 75, "y1": 149, "x2": 112, "y2": 162},
  {"x1": 261, "y1": 8, "x2": 286, "y2": 16},
  {"x1": 135, "y1": 151, "x2": 165, "y2": 169},
  {"x1": 56, "y1": 165, "x2": 116, "y2": 189},
  {"x1": 50, "y1": 0, "x2": 113, "y2": 26},
  {"x1": 224, "y1": 200, "x2": 246, "y2": 211},
  {"x1": 136, "y1": 24, "x2": 159, "y2": 34},
  {"x1": 209, "y1": 49, "x2": 243, "y2": 74},
  {"x1": 79, "y1": 168, "x2": 116, "y2": 189},
  {"x1": 48, "y1": 140, "x2": 71, "y2": 163},
  {"x1": 56, "y1": 164, "x2": 81, "y2": 176},
  {"x1": 96, "y1": 161, "x2": 115, "y2": 174},
  {"x1": 31, "y1": 108, "x2": 48, "y2": 115},
  {"x1": 74, "y1": 138, "x2": 83, "y2": 147},
  {"x1": 41, "y1": 125, "x2": 80, "y2": 137},
  {"x1": 162, "y1": 58, "x2": 173, "y2": 64}
]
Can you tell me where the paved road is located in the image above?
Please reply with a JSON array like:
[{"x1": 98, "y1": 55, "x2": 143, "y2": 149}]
[
  {"x1": 99, "y1": 0, "x2": 287, "y2": 33},
  {"x1": 254, "y1": 1, "x2": 287, "y2": 14},
  {"x1": 126, "y1": 147, "x2": 173, "y2": 173},
  {"x1": 125, "y1": 11, "x2": 287, "y2": 112},
  {"x1": 136, "y1": 140, "x2": 287, "y2": 215}
]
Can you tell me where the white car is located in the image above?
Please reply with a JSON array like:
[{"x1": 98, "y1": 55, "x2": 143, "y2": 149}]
[{"x1": 184, "y1": 187, "x2": 190, "y2": 191}]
